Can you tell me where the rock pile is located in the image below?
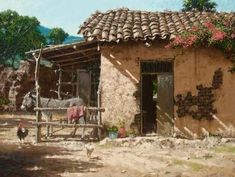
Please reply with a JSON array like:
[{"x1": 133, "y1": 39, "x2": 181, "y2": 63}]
[
  {"x1": 0, "y1": 61, "x2": 57, "y2": 111},
  {"x1": 99, "y1": 135, "x2": 230, "y2": 150}
]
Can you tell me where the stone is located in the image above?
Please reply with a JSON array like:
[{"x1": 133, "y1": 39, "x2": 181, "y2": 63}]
[
  {"x1": 121, "y1": 170, "x2": 126, "y2": 173},
  {"x1": 99, "y1": 137, "x2": 110, "y2": 146},
  {"x1": 0, "y1": 122, "x2": 9, "y2": 126},
  {"x1": 175, "y1": 172, "x2": 182, "y2": 177},
  {"x1": 204, "y1": 153, "x2": 213, "y2": 159},
  {"x1": 89, "y1": 168, "x2": 98, "y2": 172}
]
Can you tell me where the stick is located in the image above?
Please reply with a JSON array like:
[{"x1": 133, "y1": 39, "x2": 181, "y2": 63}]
[
  {"x1": 31, "y1": 122, "x2": 103, "y2": 128},
  {"x1": 58, "y1": 65, "x2": 62, "y2": 100},
  {"x1": 34, "y1": 107, "x2": 105, "y2": 112},
  {"x1": 34, "y1": 44, "x2": 43, "y2": 143}
]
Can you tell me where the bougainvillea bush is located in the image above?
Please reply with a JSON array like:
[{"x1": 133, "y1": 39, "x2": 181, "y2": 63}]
[{"x1": 166, "y1": 17, "x2": 235, "y2": 71}]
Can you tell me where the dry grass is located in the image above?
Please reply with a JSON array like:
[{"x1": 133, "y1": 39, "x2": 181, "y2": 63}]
[
  {"x1": 173, "y1": 159, "x2": 204, "y2": 171},
  {"x1": 214, "y1": 145, "x2": 235, "y2": 154}
]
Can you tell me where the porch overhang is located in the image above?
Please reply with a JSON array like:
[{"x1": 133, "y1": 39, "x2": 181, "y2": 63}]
[{"x1": 25, "y1": 40, "x2": 100, "y2": 69}]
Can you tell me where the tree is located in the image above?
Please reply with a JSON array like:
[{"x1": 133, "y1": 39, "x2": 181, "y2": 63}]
[
  {"x1": 0, "y1": 10, "x2": 46, "y2": 68},
  {"x1": 182, "y1": 0, "x2": 217, "y2": 12},
  {"x1": 48, "y1": 27, "x2": 68, "y2": 45}
]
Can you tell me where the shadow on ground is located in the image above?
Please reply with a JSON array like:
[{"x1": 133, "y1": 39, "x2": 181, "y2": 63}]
[{"x1": 0, "y1": 143, "x2": 103, "y2": 177}]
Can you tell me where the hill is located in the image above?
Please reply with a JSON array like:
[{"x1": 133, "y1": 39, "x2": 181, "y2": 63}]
[{"x1": 38, "y1": 26, "x2": 83, "y2": 44}]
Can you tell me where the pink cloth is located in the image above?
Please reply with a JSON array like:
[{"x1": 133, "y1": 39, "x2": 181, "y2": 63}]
[{"x1": 67, "y1": 106, "x2": 86, "y2": 120}]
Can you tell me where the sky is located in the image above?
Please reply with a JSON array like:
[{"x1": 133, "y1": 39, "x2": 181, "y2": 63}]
[{"x1": 0, "y1": 0, "x2": 234, "y2": 36}]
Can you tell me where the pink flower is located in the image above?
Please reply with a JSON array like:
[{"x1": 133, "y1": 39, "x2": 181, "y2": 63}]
[
  {"x1": 231, "y1": 33, "x2": 235, "y2": 39},
  {"x1": 189, "y1": 35, "x2": 197, "y2": 42},
  {"x1": 204, "y1": 22, "x2": 216, "y2": 31},
  {"x1": 181, "y1": 35, "x2": 197, "y2": 48},
  {"x1": 165, "y1": 43, "x2": 172, "y2": 49},
  {"x1": 211, "y1": 30, "x2": 226, "y2": 41},
  {"x1": 191, "y1": 26, "x2": 199, "y2": 32},
  {"x1": 174, "y1": 36, "x2": 184, "y2": 45}
]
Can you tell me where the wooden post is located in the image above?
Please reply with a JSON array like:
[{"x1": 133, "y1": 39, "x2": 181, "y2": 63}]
[
  {"x1": 34, "y1": 44, "x2": 43, "y2": 143},
  {"x1": 58, "y1": 65, "x2": 62, "y2": 100},
  {"x1": 76, "y1": 69, "x2": 79, "y2": 97},
  {"x1": 97, "y1": 83, "x2": 102, "y2": 140},
  {"x1": 71, "y1": 65, "x2": 75, "y2": 95}
]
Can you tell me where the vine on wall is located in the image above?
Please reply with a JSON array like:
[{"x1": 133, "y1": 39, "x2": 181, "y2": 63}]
[{"x1": 166, "y1": 18, "x2": 235, "y2": 71}]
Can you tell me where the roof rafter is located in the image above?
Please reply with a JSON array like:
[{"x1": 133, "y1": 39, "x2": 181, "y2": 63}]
[
  {"x1": 51, "y1": 52, "x2": 100, "y2": 64},
  {"x1": 26, "y1": 41, "x2": 101, "y2": 67},
  {"x1": 61, "y1": 57, "x2": 100, "y2": 67},
  {"x1": 45, "y1": 47, "x2": 98, "y2": 60}
]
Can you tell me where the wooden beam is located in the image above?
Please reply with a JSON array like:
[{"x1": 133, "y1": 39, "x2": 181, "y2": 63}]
[
  {"x1": 51, "y1": 52, "x2": 100, "y2": 64},
  {"x1": 50, "y1": 89, "x2": 73, "y2": 98},
  {"x1": 26, "y1": 41, "x2": 98, "y2": 55},
  {"x1": 31, "y1": 122, "x2": 103, "y2": 129},
  {"x1": 34, "y1": 107, "x2": 105, "y2": 112},
  {"x1": 61, "y1": 57, "x2": 100, "y2": 67},
  {"x1": 59, "y1": 82, "x2": 78, "y2": 86},
  {"x1": 57, "y1": 65, "x2": 62, "y2": 100},
  {"x1": 46, "y1": 47, "x2": 98, "y2": 60},
  {"x1": 34, "y1": 44, "x2": 43, "y2": 143},
  {"x1": 59, "y1": 69, "x2": 77, "y2": 73}
]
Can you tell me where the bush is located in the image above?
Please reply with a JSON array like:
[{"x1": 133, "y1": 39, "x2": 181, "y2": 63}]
[
  {"x1": 107, "y1": 125, "x2": 118, "y2": 133},
  {"x1": 0, "y1": 97, "x2": 10, "y2": 106}
]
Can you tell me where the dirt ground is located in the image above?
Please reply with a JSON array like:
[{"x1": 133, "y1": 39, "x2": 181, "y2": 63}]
[{"x1": 0, "y1": 115, "x2": 235, "y2": 177}]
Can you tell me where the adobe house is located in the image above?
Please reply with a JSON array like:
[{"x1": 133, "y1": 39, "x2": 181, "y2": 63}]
[
  {"x1": 77, "y1": 8, "x2": 235, "y2": 137},
  {"x1": 27, "y1": 8, "x2": 234, "y2": 138}
]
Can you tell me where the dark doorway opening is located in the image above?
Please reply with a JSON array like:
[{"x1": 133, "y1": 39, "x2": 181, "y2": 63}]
[
  {"x1": 141, "y1": 74, "x2": 158, "y2": 133},
  {"x1": 140, "y1": 61, "x2": 174, "y2": 135}
]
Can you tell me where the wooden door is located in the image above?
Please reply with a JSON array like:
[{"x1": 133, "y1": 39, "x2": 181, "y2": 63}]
[
  {"x1": 77, "y1": 70, "x2": 91, "y2": 105},
  {"x1": 156, "y1": 74, "x2": 174, "y2": 136}
]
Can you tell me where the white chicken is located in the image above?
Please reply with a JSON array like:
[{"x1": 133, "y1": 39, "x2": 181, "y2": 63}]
[{"x1": 84, "y1": 143, "x2": 94, "y2": 159}]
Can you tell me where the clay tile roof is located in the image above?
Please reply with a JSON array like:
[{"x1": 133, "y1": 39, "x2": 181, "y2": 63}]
[{"x1": 78, "y1": 8, "x2": 235, "y2": 42}]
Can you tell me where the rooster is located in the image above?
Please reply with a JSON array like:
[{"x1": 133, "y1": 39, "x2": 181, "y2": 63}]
[
  {"x1": 17, "y1": 122, "x2": 28, "y2": 143},
  {"x1": 85, "y1": 143, "x2": 94, "y2": 159}
]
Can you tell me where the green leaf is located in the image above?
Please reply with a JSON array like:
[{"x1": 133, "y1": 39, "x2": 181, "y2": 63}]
[
  {"x1": 47, "y1": 27, "x2": 69, "y2": 45},
  {"x1": 0, "y1": 10, "x2": 46, "y2": 68}
]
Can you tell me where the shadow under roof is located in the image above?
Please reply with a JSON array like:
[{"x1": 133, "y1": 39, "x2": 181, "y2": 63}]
[{"x1": 26, "y1": 40, "x2": 100, "y2": 68}]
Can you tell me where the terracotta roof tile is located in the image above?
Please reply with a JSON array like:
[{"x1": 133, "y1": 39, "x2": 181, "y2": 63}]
[{"x1": 78, "y1": 8, "x2": 235, "y2": 42}]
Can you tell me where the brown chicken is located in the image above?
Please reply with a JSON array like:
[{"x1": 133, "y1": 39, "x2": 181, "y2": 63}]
[{"x1": 17, "y1": 122, "x2": 29, "y2": 143}]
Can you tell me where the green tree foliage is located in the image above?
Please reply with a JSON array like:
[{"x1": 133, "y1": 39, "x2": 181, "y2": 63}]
[
  {"x1": 0, "y1": 10, "x2": 46, "y2": 68},
  {"x1": 182, "y1": 0, "x2": 217, "y2": 12},
  {"x1": 48, "y1": 27, "x2": 68, "y2": 45}
]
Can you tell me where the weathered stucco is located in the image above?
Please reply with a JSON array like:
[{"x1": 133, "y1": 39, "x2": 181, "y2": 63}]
[
  {"x1": 100, "y1": 54, "x2": 138, "y2": 129},
  {"x1": 100, "y1": 41, "x2": 235, "y2": 137}
]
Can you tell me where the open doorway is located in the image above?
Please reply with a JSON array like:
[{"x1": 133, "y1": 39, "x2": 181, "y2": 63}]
[
  {"x1": 141, "y1": 74, "x2": 157, "y2": 133},
  {"x1": 140, "y1": 61, "x2": 174, "y2": 136}
]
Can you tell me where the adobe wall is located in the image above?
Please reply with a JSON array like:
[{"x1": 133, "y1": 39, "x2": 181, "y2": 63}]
[
  {"x1": 100, "y1": 41, "x2": 235, "y2": 136},
  {"x1": 100, "y1": 54, "x2": 138, "y2": 129}
]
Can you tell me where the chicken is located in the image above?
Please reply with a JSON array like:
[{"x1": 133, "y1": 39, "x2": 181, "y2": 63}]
[
  {"x1": 85, "y1": 143, "x2": 94, "y2": 159},
  {"x1": 17, "y1": 122, "x2": 28, "y2": 143}
]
